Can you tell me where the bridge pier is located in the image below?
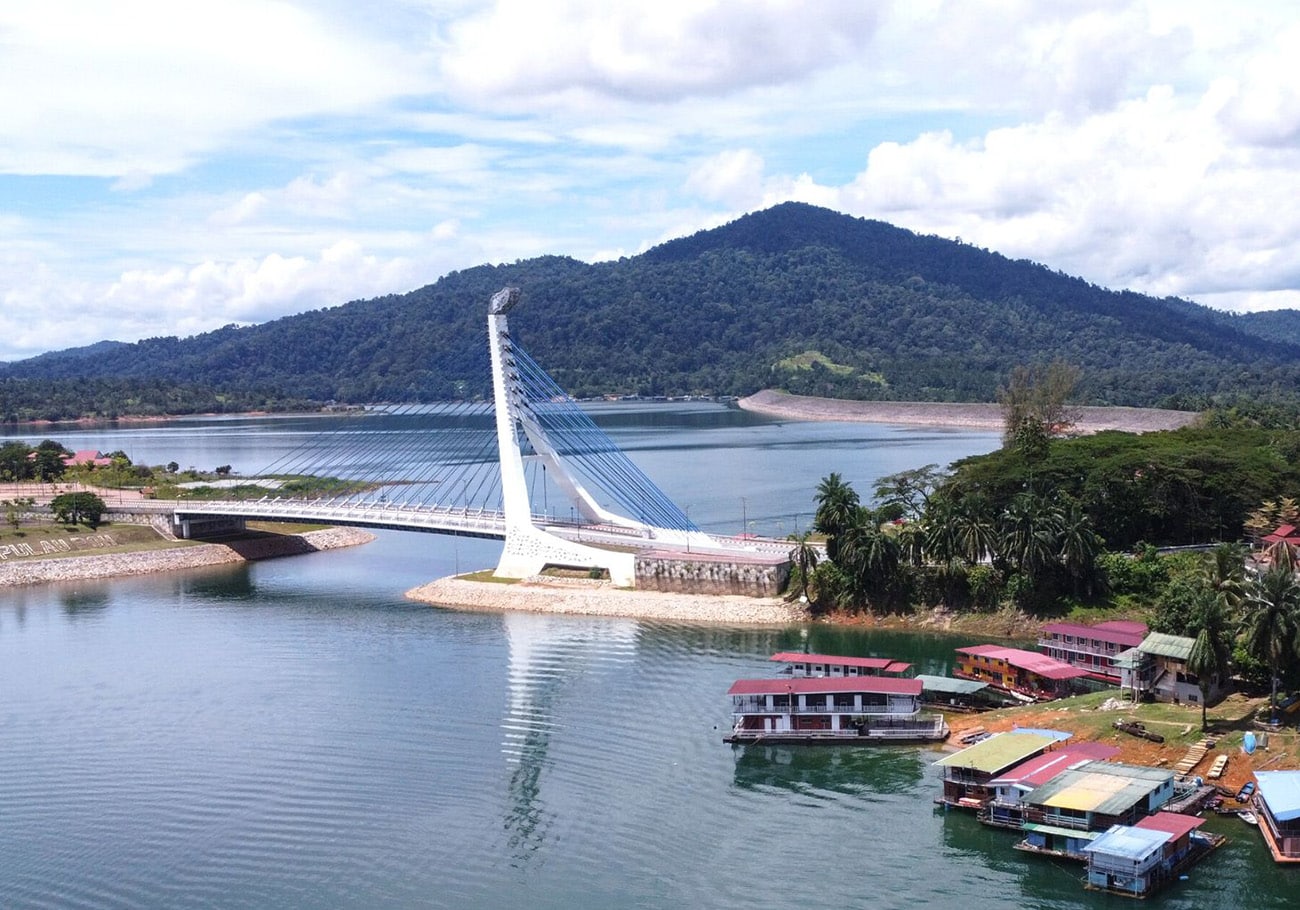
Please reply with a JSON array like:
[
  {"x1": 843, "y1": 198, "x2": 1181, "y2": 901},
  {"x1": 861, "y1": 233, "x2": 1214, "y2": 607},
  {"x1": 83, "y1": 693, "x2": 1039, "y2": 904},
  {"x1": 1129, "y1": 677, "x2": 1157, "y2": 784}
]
[{"x1": 175, "y1": 514, "x2": 247, "y2": 540}]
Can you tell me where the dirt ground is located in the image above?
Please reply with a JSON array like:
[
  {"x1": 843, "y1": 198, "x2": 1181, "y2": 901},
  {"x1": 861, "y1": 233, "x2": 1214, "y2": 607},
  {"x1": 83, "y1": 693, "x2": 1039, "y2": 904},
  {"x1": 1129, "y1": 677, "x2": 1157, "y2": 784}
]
[{"x1": 945, "y1": 696, "x2": 1297, "y2": 793}]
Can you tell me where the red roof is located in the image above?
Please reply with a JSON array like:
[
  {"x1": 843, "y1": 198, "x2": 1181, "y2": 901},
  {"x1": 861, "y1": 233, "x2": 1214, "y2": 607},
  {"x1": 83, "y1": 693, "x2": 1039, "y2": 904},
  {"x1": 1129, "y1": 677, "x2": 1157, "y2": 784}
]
[
  {"x1": 1041, "y1": 620, "x2": 1148, "y2": 647},
  {"x1": 1262, "y1": 524, "x2": 1300, "y2": 544},
  {"x1": 1135, "y1": 811, "x2": 1204, "y2": 838},
  {"x1": 957, "y1": 644, "x2": 1090, "y2": 681},
  {"x1": 727, "y1": 676, "x2": 923, "y2": 697},
  {"x1": 988, "y1": 742, "x2": 1121, "y2": 788},
  {"x1": 769, "y1": 652, "x2": 909, "y2": 672}
]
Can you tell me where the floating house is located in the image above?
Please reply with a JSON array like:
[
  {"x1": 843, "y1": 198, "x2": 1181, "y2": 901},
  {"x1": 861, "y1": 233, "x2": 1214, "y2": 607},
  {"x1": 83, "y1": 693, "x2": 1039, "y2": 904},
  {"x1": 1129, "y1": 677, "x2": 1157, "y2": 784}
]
[
  {"x1": 933, "y1": 730, "x2": 1068, "y2": 810},
  {"x1": 982, "y1": 741, "x2": 1121, "y2": 829},
  {"x1": 914, "y1": 674, "x2": 1005, "y2": 712},
  {"x1": 1083, "y1": 812, "x2": 1223, "y2": 897},
  {"x1": 1037, "y1": 620, "x2": 1148, "y2": 685},
  {"x1": 770, "y1": 652, "x2": 913, "y2": 678},
  {"x1": 1254, "y1": 770, "x2": 1300, "y2": 863},
  {"x1": 1015, "y1": 760, "x2": 1176, "y2": 860},
  {"x1": 1119, "y1": 632, "x2": 1231, "y2": 705},
  {"x1": 953, "y1": 644, "x2": 1090, "y2": 701},
  {"x1": 723, "y1": 675, "x2": 947, "y2": 744}
]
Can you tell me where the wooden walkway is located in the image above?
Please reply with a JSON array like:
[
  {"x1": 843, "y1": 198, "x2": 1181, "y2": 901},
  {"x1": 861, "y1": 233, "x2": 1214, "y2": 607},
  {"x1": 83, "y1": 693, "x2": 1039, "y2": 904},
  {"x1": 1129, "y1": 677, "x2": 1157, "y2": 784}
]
[{"x1": 1173, "y1": 738, "x2": 1215, "y2": 776}]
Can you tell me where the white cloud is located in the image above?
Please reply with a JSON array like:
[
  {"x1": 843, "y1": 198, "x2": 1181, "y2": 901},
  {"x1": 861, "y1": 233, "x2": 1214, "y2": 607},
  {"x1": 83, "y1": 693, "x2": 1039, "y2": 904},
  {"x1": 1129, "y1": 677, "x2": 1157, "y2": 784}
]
[
  {"x1": 684, "y1": 149, "x2": 765, "y2": 207},
  {"x1": 439, "y1": 0, "x2": 882, "y2": 105},
  {"x1": 0, "y1": 1, "x2": 426, "y2": 176}
]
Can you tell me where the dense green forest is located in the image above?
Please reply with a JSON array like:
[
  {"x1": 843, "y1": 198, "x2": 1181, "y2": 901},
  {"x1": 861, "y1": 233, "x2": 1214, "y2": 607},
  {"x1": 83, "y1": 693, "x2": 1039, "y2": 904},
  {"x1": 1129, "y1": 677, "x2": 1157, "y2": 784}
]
[{"x1": 4, "y1": 202, "x2": 1300, "y2": 419}]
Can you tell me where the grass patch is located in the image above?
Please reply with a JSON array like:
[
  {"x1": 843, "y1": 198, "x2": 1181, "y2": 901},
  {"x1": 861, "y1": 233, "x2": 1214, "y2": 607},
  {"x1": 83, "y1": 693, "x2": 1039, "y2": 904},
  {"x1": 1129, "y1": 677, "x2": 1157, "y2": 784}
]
[
  {"x1": 246, "y1": 520, "x2": 332, "y2": 534},
  {"x1": 459, "y1": 570, "x2": 519, "y2": 584},
  {"x1": 0, "y1": 521, "x2": 201, "y2": 560}
]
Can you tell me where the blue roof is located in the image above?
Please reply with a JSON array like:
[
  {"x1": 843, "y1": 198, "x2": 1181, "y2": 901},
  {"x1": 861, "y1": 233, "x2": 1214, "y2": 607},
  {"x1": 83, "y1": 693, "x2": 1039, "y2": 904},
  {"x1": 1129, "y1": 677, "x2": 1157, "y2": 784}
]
[
  {"x1": 1010, "y1": 727, "x2": 1073, "y2": 741},
  {"x1": 1083, "y1": 824, "x2": 1169, "y2": 860},
  {"x1": 1255, "y1": 771, "x2": 1300, "y2": 822}
]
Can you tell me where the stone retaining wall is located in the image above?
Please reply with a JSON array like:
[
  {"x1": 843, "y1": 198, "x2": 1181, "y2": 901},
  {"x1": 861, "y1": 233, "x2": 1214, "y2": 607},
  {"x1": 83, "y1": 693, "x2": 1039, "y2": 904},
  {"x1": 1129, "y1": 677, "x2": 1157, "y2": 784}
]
[
  {"x1": 634, "y1": 553, "x2": 791, "y2": 597},
  {"x1": 0, "y1": 527, "x2": 374, "y2": 587}
]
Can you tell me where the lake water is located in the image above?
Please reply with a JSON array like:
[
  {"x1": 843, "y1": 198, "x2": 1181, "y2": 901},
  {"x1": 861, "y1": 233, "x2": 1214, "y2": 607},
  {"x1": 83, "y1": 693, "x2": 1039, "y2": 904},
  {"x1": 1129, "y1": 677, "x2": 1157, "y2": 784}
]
[{"x1": 0, "y1": 404, "x2": 1289, "y2": 908}]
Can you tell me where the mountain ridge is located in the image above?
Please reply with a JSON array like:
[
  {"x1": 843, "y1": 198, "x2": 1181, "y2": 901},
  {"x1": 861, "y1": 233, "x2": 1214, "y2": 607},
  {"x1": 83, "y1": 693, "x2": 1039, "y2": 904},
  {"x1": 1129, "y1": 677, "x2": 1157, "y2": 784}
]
[{"x1": 4, "y1": 203, "x2": 1299, "y2": 413}]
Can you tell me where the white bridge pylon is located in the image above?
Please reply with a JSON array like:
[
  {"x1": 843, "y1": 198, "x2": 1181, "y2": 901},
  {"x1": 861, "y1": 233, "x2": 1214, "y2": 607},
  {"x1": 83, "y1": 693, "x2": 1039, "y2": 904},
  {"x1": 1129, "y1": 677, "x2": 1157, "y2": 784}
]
[{"x1": 488, "y1": 287, "x2": 714, "y2": 585}]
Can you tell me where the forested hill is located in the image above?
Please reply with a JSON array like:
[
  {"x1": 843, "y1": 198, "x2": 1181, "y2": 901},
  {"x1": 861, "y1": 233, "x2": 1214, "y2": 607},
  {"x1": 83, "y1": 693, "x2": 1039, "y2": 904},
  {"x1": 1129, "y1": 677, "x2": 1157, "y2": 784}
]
[{"x1": 5, "y1": 202, "x2": 1300, "y2": 416}]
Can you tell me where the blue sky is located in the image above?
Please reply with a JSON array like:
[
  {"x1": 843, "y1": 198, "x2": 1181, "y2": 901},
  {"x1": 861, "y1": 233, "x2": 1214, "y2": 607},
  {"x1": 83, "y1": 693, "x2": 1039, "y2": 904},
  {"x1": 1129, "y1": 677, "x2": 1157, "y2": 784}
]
[{"x1": 3, "y1": 0, "x2": 1299, "y2": 362}]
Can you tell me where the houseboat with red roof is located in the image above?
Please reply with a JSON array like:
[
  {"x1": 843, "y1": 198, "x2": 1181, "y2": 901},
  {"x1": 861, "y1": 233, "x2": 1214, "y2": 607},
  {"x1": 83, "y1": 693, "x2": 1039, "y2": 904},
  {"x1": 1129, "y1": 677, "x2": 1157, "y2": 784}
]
[
  {"x1": 954, "y1": 644, "x2": 1090, "y2": 701},
  {"x1": 723, "y1": 675, "x2": 948, "y2": 744},
  {"x1": 769, "y1": 651, "x2": 913, "y2": 678}
]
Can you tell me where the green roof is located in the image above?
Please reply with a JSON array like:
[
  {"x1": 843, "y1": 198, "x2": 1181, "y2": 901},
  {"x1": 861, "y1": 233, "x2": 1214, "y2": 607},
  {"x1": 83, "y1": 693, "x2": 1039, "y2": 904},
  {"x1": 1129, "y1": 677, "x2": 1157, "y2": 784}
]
[
  {"x1": 1021, "y1": 822, "x2": 1100, "y2": 840},
  {"x1": 933, "y1": 732, "x2": 1058, "y2": 773},
  {"x1": 1140, "y1": 632, "x2": 1194, "y2": 661},
  {"x1": 915, "y1": 674, "x2": 989, "y2": 696},
  {"x1": 1025, "y1": 761, "x2": 1173, "y2": 817}
]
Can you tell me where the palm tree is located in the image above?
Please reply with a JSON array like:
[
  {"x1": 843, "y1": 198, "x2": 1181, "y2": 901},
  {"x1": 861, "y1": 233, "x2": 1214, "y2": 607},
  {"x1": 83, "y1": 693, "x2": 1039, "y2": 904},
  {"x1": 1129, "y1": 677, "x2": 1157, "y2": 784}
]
[
  {"x1": 999, "y1": 493, "x2": 1062, "y2": 579},
  {"x1": 1242, "y1": 565, "x2": 1300, "y2": 722},
  {"x1": 814, "y1": 473, "x2": 860, "y2": 563},
  {"x1": 1057, "y1": 502, "x2": 1103, "y2": 597},
  {"x1": 1187, "y1": 594, "x2": 1233, "y2": 731},
  {"x1": 1201, "y1": 542, "x2": 1247, "y2": 614},
  {"x1": 786, "y1": 531, "x2": 819, "y2": 604},
  {"x1": 950, "y1": 494, "x2": 999, "y2": 566}
]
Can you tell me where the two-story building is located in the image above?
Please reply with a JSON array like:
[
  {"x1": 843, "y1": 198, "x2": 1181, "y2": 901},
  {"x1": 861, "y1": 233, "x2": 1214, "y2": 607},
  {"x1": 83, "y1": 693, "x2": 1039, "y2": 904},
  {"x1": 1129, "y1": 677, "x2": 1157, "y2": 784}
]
[
  {"x1": 954, "y1": 644, "x2": 1090, "y2": 701},
  {"x1": 1119, "y1": 632, "x2": 1231, "y2": 705},
  {"x1": 1014, "y1": 760, "x2": 1176, "y2": 860},
  {"x1": 933, "y1": 730, "x2": 1070, "y2": 810},
  {"x1": 1038, "y1": 619, "x2": 1148, "y2": 685}
]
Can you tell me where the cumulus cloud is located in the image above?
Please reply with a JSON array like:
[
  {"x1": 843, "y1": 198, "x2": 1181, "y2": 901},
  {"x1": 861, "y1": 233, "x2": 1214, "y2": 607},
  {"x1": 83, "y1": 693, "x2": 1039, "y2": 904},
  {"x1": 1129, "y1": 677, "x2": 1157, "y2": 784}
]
[
  {"x1": 0, "y1": 1, "x2": 424, "y2": 176},
  {"x1": 439, "y1": 0, "x2": 882, "y2": 104}
]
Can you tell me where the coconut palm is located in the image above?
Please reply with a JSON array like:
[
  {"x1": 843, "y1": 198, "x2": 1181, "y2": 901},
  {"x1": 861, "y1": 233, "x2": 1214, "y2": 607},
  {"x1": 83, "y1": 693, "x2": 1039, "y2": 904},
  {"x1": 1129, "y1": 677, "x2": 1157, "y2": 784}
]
[
  {"x1": 1057, "y1": 501, "x2": 1103, "y2": 597},
  {"x1": 950, "y1": 494, "x2": 999, "y2": 566},
  {"x1": 1201, "y1": 542, "x2": 1247, "y2": 614},
  {"x1": 1242, "y1": 565, "x2": 1300, "y2": 722},
  {"x1": 1187, "y1": 594, "x2": 1234, "y2": 731},
  {"x1": 786, "y1": 530, "x2": 820, "y2": 604},
  {"x1": 814, "y1": 472, "x2": 860, "y2": 563}
]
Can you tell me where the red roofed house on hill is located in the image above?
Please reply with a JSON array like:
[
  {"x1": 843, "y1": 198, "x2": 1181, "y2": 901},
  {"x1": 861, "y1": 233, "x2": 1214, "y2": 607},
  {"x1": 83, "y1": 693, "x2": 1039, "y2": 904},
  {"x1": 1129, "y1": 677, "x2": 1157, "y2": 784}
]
[{"x1": 1038, "y1": 619, "x2": 1149, "y2": 685}]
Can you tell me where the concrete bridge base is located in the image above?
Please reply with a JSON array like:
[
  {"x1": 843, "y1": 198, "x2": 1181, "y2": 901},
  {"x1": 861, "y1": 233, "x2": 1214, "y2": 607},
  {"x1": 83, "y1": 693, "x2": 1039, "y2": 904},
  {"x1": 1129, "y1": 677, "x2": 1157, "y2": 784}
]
[
  {"x1": 634, "y1": 551, "x2": 791, "y2": 597},
  {"x1": 175, "y1": 514, "x2": 248, "y2": 539}
]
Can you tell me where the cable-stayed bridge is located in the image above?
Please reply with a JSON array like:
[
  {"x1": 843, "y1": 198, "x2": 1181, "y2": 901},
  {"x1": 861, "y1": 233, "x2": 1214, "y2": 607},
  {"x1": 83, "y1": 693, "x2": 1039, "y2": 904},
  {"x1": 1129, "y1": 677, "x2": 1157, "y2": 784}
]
[{"x1": 160, "y1": 288, "x2": 791, "y2": 588}]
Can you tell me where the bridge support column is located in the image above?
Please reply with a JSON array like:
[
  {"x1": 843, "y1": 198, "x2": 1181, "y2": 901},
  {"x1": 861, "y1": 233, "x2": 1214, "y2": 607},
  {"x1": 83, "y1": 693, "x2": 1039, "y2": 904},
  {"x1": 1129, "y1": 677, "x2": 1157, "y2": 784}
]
[
  {"x1": 496, "y1": 524, "x2": 636, "y2": 587},
  {"x1": 175, "y1": 514, "x2": 247, "y2": 539}
]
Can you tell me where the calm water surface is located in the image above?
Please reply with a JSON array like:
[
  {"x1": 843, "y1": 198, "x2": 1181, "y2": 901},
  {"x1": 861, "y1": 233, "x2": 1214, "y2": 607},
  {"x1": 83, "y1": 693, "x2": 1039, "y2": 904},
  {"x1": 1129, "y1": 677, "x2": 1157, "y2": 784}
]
[{"x1": 0, "y1": 405, "x2": 1289, "y2": 908}]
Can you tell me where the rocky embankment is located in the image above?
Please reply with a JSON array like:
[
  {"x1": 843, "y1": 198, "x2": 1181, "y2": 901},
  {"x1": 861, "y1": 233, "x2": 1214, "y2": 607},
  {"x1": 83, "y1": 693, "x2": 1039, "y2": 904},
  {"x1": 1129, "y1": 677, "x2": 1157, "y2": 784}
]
[
  {"x1": 407, "y1": 575, "x2": 806, "y2": 625},
  {"x1": 0, "y1": 527, "x2": 375, "y2": 587},
  {"x1": 738, "y1": 390, "x2": 1200, "y2": 433}
]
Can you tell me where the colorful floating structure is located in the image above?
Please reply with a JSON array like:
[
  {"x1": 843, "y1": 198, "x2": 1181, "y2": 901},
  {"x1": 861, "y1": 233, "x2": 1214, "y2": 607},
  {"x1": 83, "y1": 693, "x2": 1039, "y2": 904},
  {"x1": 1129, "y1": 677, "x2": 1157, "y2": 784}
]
[
  {"x1": 933, "y1": 730, "x2": 1070, "y2": 811},
  {"x1": 723, "y1": 674, "x2": 948, "y2": 744},
  {"x1": 1013, "y1": 761, "x2": 1177, "y2": 861},
  {"x1": 1083, "y1": 812, "x2": 1225, "y2": 898},
  {"x1": 954, "y1": 644, "x2": 1091, "y2": 701},
  {"x1": 981, "y1": 741, "x2": 1121, "y2": 829},
  {"x1": 769, "y1": 652, "x2": 913, "y2": 678},
  {"x1": 1254, "y1": 770, "x2": 1300, "y2": 863}
]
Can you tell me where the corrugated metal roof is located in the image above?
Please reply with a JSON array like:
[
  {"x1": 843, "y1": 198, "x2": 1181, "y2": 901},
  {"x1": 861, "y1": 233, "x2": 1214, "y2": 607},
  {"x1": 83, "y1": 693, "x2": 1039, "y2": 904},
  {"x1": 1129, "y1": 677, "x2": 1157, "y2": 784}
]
[
  {"x1": 1083, "y1": 824, "x2": 1169, "y2": 860},
  {"x1": 933, "y1": 732, "x2": 1058, "y2": 773},
  {"x1": 1026, "y1": 761, "x2": 1172, "y2": 816},
  {"x1": 988, "y1": 742, "x2": 1121, "y2": 788},
  {"x1": 1042, "y1": 620, "x2": 1148, "y2": 647},
  {"x1": 769, "y1": 652, "x2": 896, "y2": 670},
  {"x1": 955, "y1": 644, "x2": 1089, "y2": 680},
  {"x1": 1136, "y1": 811, "x2": 1204, "y2": 838},
  {"x1": 1022, "y1": 822, "x2": 1101, "y2": 840},
  {"x1": 1256, "y1": 770, "x2": 1300, "y2": 823},
  {"x1": 1139, "y1": 632, "x2": 1194, "y2": 661},
  {"x1": 915, "y1": 674, "x2": 988, "y2": 695},
  {"x1": 727, "y1": 676, "x2": 922, "y2": 697}
]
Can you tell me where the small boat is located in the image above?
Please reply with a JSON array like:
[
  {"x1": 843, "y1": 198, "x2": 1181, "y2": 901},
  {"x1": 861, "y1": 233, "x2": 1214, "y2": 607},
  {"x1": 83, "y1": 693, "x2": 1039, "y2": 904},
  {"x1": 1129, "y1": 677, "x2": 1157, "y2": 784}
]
[
  {"x1": 1237, "y1": 781, "x2": 1256, "y2": 802},
  {"x1": 1239, "y1": 810, "x2": 1258, "y2": 825}
]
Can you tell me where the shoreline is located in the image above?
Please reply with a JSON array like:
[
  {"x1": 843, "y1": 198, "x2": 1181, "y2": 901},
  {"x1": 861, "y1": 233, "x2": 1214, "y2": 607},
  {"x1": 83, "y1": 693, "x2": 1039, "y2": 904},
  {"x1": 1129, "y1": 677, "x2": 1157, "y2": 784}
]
[
  {"x1": 737, "y1": 390, "x2": 1200, "y2": 434},
  {"x1": 406, "y1": 574, "x2": 807, "y2": 625},
  {"x1": 0, "y1": 526, "x2": 375, "y2": 587}
]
